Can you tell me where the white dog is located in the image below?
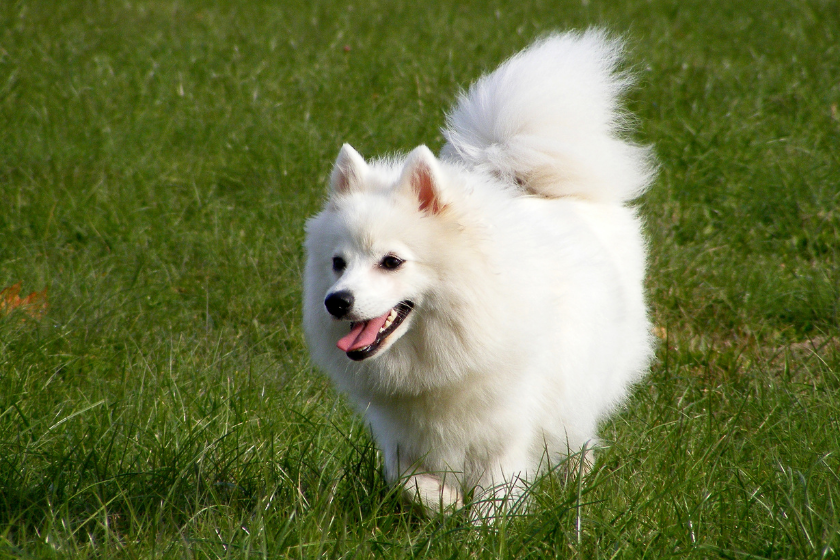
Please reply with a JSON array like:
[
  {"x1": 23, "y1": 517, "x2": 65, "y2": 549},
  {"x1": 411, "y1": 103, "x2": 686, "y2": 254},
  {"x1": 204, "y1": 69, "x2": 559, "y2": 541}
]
[{"x1": 303, "y1": 29, "x2": 655, "y2": 517}]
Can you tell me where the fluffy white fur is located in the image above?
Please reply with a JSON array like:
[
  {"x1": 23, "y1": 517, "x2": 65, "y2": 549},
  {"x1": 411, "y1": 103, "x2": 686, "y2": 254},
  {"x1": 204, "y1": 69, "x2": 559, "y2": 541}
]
[{"x1": 303, "y1": 29, "x2": 655, "y2": 517}]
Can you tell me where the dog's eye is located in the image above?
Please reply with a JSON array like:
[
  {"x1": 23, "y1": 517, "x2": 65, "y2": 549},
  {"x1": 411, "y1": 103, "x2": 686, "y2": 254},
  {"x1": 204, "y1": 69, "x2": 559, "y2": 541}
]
[
  {"x1": 332, "y1": 256, "x2": 346, "y2": 272},
  {"x1": 380, "y1": 255, "x2": 404, "y2": 271}
]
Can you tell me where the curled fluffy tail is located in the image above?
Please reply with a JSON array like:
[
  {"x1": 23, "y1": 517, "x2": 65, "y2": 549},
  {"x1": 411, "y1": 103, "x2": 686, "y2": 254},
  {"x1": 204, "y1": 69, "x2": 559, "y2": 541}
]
[{"x1": 440, "y1": 29, "x2": 655, "y2": 203}]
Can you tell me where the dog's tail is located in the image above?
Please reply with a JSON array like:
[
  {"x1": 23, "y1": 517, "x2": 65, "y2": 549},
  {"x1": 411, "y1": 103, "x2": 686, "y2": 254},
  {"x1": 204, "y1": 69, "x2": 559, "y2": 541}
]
[{"x1": 441, "y1": 29, "x2": 655, "y2": 203}]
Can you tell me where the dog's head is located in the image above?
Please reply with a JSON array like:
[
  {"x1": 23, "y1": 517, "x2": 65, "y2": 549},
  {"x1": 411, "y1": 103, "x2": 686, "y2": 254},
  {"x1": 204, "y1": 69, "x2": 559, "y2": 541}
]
[{"x1": 304, "y1": 144, "x2": 451, "y2": 362}]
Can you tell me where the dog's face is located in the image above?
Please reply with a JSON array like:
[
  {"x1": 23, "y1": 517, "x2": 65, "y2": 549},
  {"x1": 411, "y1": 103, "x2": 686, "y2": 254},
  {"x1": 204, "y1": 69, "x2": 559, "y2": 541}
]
[
  {"x1": 304, "y1": 144, "x2": 447, "y2": 362},
  {"x1": 318, "y1": 225, "x2": 419, "y2": 362}
]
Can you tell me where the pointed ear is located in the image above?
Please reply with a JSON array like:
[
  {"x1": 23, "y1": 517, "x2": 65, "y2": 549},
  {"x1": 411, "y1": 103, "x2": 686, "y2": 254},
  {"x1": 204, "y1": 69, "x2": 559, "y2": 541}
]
[
  {"x1": 330, "y1": 144, "x2": 368, "y2": 194},
  {"x1": 400, "y1": 145, "x2": 444, "y2": 214}
]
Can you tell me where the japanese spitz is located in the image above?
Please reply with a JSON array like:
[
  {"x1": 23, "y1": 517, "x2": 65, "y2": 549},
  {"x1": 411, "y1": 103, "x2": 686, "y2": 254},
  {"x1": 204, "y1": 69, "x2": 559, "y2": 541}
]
[{"x1": 303, "y1": 30, "x2": 655, "y2": 517}]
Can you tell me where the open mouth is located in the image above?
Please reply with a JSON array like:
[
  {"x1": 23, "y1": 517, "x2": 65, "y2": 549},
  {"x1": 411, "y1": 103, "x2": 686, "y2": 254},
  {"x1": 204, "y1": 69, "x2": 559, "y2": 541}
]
[{"x1": 336, "y1": 301, "x2": 414, "y2": 361}]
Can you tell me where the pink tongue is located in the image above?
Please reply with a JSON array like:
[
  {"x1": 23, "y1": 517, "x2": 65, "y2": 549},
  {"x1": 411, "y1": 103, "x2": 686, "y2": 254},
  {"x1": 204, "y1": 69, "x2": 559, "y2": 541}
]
[{"x1": 336, "y1": 310, "x2": 391, "y2": 352}]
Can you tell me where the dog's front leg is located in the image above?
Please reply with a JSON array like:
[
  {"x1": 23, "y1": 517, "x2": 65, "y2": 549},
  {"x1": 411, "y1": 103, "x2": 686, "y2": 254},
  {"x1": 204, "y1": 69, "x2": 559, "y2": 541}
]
[
  {"x1": 402, "y1": 472, "x2": 463, "y2": 514},
  {"x1": 383, "y1": 447, "x2": 463, "y2": 515}
]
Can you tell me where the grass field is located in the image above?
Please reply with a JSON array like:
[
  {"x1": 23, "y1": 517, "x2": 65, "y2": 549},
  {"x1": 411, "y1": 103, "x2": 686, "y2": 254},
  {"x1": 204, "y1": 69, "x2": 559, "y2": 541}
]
[{"x1": 1, "y1": 0, "x2": 839, "y2": 557}]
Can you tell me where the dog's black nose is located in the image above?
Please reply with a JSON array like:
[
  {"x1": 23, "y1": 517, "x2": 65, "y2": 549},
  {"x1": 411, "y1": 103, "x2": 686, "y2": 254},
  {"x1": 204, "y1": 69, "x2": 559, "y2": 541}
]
[{"x1": 325, "y1": 291, "x2": 354, "y2": 318}]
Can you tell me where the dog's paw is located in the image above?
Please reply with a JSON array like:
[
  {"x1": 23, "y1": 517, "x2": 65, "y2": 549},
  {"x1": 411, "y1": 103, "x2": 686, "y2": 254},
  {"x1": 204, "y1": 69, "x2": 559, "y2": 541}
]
[{"x1": 402, "y1": 473, "x2": 463, "y2": 515}]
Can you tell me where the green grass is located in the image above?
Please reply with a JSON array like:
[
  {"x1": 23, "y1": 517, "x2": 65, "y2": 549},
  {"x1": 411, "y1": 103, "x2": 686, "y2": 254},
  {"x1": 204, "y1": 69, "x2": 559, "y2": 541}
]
[{"x1": 1, "y1": 0, "x2": 838, "y2": 557}]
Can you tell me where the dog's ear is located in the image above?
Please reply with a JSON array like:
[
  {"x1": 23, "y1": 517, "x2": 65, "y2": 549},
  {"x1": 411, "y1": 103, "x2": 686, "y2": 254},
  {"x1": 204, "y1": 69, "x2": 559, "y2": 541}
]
[
  {"x1": 330, "y1": 144, "x2": 368, "y2": 195},
  {"x1": 400, "y1": 145, "x2": 444, "y2": 214}
]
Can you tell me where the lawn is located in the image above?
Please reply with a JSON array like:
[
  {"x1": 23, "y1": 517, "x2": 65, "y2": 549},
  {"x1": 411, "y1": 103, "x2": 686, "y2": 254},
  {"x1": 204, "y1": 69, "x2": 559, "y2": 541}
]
[{"x1": 1, "y1": 0, "x2": 838, "y2": 557}]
